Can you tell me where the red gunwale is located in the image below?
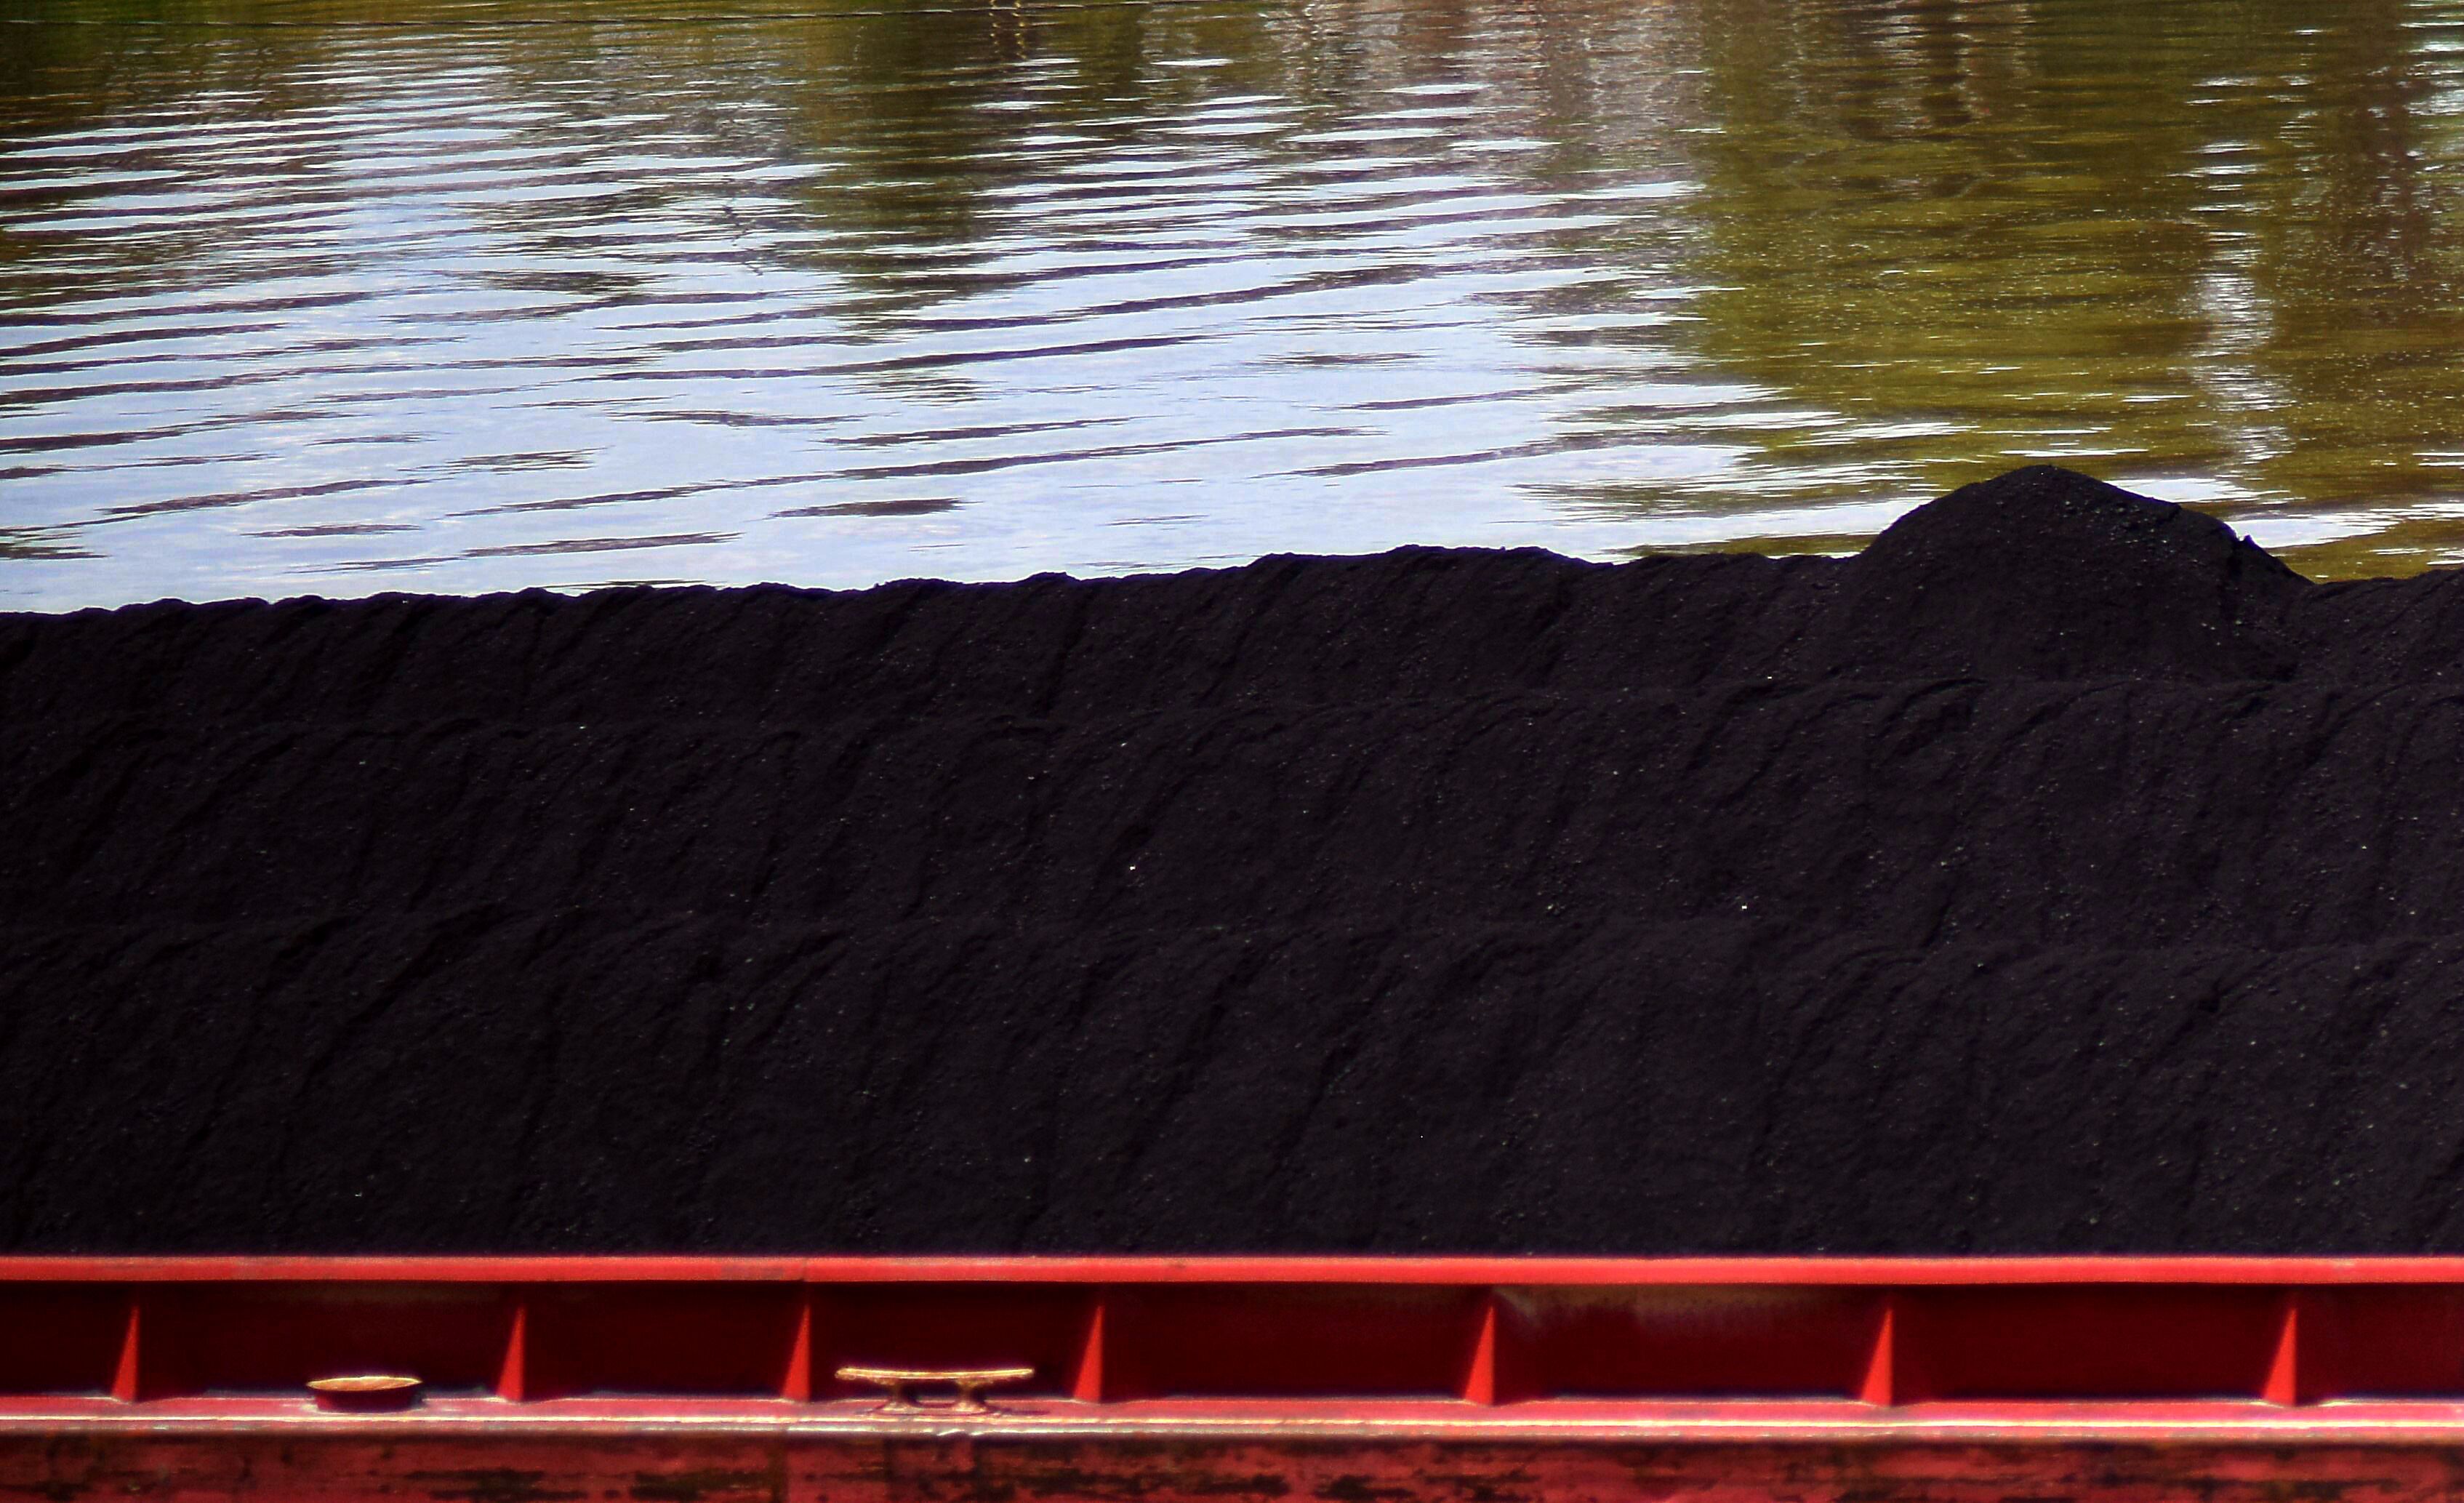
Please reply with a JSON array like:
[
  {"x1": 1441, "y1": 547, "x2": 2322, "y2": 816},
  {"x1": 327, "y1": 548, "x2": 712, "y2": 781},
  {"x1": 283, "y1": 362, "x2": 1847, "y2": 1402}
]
[
  {"x1": 9, "y1": 1254, "x2": 2464, "y2": 1282},
  {"x1": 15, "y1": 1256, "x2": 2464, "y2": 1442},
  {"x1": 20, "y1": 1259, "x2": 2464, "y2": 1502}
]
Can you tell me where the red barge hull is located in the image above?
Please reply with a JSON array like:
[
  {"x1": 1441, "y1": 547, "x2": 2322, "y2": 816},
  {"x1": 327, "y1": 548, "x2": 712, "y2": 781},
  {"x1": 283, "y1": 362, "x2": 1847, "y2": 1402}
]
[{"x1": 13, "y1": 1256, "x2": 2464, "y2": 1502}]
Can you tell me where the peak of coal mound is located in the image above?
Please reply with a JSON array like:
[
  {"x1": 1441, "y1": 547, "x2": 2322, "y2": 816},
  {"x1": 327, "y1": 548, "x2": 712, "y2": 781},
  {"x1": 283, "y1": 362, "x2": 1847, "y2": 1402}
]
[
  {"x1": 8, "y1": 465, "x2": 2464, "y2": 1255},
  {"x1": 1803, "y1": 465, "x2": 2307, "y2": 681}
]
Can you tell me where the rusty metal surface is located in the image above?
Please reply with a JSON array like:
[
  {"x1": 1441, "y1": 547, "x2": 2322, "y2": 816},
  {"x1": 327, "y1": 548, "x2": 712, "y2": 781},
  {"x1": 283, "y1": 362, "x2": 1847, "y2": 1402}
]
[
  {"x1": 19, "y1": 1395, "x2": 2464, "y2": 1443},
  {"x1": 14, "y1": 1430, "x2": 2464, "y2": 1503}
]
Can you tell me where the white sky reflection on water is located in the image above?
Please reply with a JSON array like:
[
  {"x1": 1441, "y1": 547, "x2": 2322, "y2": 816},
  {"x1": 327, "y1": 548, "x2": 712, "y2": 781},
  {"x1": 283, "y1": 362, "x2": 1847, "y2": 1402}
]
[{"x1": 7, "y1": 0, "x2": 2464, "y2": 604}]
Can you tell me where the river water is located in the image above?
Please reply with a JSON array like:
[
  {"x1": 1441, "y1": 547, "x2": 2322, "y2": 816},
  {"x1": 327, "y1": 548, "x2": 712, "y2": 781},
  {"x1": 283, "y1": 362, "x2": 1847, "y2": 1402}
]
[{"x1": 6, "y1": 0, "x2": 2464, "y2": 606}]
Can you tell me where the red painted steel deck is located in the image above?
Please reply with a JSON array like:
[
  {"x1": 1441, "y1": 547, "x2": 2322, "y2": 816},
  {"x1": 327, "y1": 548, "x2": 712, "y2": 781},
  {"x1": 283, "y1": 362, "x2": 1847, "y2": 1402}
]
[{"x1": 12, "y1": 1257, "x2": 2464, "y2": 1502}]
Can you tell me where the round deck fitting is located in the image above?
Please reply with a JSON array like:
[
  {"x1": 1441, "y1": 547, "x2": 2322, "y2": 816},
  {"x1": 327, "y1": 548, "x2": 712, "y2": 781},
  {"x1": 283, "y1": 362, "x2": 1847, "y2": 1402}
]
[{"x1": 308, "y1": 1375, "x2": 424, "y2": 1412}]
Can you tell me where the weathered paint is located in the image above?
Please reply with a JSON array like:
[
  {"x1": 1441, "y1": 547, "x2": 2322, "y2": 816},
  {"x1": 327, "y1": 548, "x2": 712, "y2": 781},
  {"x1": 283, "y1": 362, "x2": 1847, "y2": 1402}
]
[{"x1": 14, "y1": 1431, "x2": 2464, "y2": 1503}]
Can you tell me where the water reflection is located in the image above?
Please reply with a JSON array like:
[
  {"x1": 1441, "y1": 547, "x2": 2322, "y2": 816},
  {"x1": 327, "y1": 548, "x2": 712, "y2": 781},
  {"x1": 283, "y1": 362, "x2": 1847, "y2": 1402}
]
[
  {"x1": 1667, "y1": 0, "x2": 2464, "y2": 566},
  {"x1": 5, "y1": 0, "x2": 2464, "y2": 604}
]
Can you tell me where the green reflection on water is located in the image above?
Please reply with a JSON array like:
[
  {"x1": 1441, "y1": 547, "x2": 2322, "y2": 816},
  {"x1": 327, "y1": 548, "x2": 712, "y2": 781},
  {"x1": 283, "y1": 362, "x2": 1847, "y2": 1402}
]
[{"x1": 1659, "y1": 0, "x2": 2464, "y2": 575}]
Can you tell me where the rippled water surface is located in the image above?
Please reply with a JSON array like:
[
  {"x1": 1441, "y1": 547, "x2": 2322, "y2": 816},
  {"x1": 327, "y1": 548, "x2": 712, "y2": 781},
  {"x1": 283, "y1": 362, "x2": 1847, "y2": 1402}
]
[{"x1": 9, "y1": 0, "x2": 2464, "y2": 605}]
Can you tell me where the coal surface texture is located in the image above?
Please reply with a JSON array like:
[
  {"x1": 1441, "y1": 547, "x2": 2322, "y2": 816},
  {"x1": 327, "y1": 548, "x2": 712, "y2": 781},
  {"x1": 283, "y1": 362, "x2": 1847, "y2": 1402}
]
[{"x1": 9, "y1": 465, "x2": 2464, "y2": 1254}]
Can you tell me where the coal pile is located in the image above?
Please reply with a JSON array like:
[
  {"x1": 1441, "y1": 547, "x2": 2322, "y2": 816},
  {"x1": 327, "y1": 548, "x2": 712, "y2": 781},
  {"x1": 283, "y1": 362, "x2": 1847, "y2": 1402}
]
[{"x1": 8, "y1": 464, "x2": 2464, "y2": 1254}]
